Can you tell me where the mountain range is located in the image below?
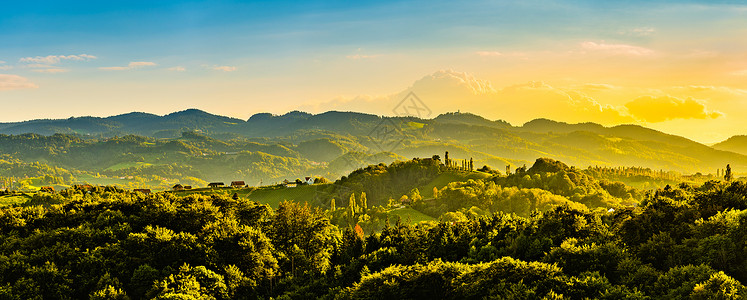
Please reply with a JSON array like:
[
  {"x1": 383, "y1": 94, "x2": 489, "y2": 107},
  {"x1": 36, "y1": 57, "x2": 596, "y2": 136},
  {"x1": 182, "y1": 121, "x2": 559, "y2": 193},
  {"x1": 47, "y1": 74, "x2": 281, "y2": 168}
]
[{"x1": 0, "y1": 109, "x2": 745, "y2": 185}]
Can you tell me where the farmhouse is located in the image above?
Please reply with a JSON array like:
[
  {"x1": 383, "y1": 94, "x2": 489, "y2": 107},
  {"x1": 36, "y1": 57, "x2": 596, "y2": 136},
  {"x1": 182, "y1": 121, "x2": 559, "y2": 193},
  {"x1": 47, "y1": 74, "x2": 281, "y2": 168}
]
[
  {"x1": 134, "y1": 189, "x2": 151, "y2": 195},
  {"x1": 231, "y1": 181, "x2": 246, "y2": 188},
  {"x1": 208, "y1": 182, "x2": 224, "y2": 188},
  {"x1": 305, "y1": 177, "x2": 314, "y2": 185},
  {"x1": 184, "y1": 186, "x2": 192, "y2": 190},
  {"x1": 172, "y1": 184, "x2": 185, "y2": 191},
  {"x1": 282, "y1": 179, "x2": 297, "y2": 188}
]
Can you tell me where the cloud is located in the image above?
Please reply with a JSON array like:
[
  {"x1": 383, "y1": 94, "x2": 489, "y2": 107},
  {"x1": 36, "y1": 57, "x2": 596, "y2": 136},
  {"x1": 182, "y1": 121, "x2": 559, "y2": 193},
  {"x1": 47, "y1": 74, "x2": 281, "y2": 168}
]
[
  {"x1": 168, "y1": 66, "x2": 186, "y2": 72},
  {"x1": 99, "y1": 66, "x2": 130, "y2": 71},
  {"x1": 732, "y1": 69, "x2": 747, "y2": 76},
  {"x1": 296, "y1": 70, "x2": 633, "y2": 125},
  {"x1": 0, "y1": 74, "x2": 38, "y2": 90},
  {"x1": 31, "y1": 68, "x2": 68, "y2": 73},
  {"x1": 625, "y1": 95, "x2": 723, "y2": 122},
  {"x1": 619, "y1": 27, "x2": 655, "y2": 36},
  {"x1": 99, "y1": 61, "x2": 157, "y2": 71},
  {"x1": 128, "y1": 61, "x2": 156, "y2": 67},
  {"x1": 498, "y1": 81, "x2": 633, "y2": 124},
  {"x1": 212, "y1": 66, "x2": 236, "y2": 72},
  {"x1": 346, "y1": 54, "x2": 381, "y2": 60},
  {"x1": 24, "y1": 64, "x2": 55, "y2": 68},
  {"x1": 475, "y1": 51, "x2": 503, "y2": 57},
  {"x1": 411, "y1": 69, "x2": 497, "y2": 95},
  {"x1": 580, "y1": 41, "x2": 654, "y2": 56},
  {"x1": 0, "y1": 61, "x2": 10, "y2": 71},
  {"x1": 575, "y1": 83, "x2": 618, "y2": 91},
  {"x1": 19, "y1": 54, "x2": 97, "y2": 65}
]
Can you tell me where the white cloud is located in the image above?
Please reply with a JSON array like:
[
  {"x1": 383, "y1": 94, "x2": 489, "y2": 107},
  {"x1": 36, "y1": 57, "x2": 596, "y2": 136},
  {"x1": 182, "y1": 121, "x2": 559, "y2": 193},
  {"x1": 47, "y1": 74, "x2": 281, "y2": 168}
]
[
  {"x1": 99, "y1": 66, "x2": 130, "y2": 71},
  {"x1": 32, "y1": 68, "x2": 68, "y2": 73},
  {"x1": 99, "y1": 61, "x2": 157, "y2": 71},
  {"x1": 475, "y1": 51, "x2": 503, "y2": 57},
  {"x1": 346, "y1": 54, "x2": 381, "y2": 60},
  {"x1": 732, "y1": 69, "x2": 747, "y2": 76},
  {"x1": 0, "y1": 61, "x2": 11, "y2": 71},
  {"x1": 168, "y1": 66, "x2": 186, "y2": 72},
  {"x1": 19, "y1": 54, "x2": 97, "y2": 65},
  {"x1": 0, "y1": 74, "x2": 38, "y2": 90},
  {"x1": 213, "y1": 66, "x2": 236, "y2": 72},
  {"x1": 128, "y1": 61, "x2": 156, "y2": 67},
  {"x1": 580, "y1": 41, "x2": 654, "y2": 56},
  {"x1": 410, "y1": 69, "x2": 497, "y2": 95},
  {"x1": 619, "y1": 27, "x2": 655, "y2": 36},
  {"x1": 24, "y1": 64, "x2": 55, "y2": 68}
]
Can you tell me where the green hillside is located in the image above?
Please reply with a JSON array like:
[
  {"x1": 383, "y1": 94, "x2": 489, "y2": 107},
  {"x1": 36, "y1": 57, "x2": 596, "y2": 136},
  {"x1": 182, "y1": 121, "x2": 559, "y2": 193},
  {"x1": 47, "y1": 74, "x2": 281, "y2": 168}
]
[{"x1": 0, "y1": 109, "x2": 745, "y2": 193}]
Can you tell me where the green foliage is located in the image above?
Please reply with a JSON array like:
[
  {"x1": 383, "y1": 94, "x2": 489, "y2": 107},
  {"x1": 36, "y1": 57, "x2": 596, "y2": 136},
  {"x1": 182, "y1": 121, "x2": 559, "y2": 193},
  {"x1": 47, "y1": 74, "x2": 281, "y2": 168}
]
[{"x1": 0, "y1": 156, "x2": 746, "y2": 298}]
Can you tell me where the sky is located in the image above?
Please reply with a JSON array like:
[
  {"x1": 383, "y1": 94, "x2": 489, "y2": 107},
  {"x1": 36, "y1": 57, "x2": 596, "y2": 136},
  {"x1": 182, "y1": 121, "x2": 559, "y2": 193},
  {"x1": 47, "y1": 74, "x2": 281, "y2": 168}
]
[{"x1": 1, "y1": 0, "x2": 746, "y2": 144}]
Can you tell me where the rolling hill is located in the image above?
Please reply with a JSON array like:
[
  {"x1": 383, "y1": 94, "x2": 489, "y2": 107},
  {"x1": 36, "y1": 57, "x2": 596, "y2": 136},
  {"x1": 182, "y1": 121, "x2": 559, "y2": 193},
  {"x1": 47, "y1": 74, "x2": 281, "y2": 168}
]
[{"x1": 0, "y1": 109, "x2": 745, "y2": 192}]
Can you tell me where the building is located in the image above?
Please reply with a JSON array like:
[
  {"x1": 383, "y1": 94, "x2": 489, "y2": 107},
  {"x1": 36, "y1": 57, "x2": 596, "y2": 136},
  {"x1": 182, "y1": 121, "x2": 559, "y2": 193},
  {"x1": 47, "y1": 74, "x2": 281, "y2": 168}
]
[
  {"x1": 282, "y1": 179, "x2": 297, "y2": 188},
  {"x1": 208, "y1": 182, "x2": 224, "y2": 188},
  {"x1": 305, "y1": 177, "x2": 314, "y2": 185},
  {"x1": 230, "y1": 181, "x2": 246, "y2": 188},
  {"x1": 172, "y1": 184, "x2": 185, "y2": 191},
  {"x1": 134, "y1": 189, "x2": 152, "y2": 195}
]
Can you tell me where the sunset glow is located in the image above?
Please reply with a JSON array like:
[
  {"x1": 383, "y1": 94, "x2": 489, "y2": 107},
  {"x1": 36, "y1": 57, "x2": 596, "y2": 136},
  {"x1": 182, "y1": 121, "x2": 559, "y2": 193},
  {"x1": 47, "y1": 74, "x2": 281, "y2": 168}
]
[{"x1": 1, "y1": 0, "x2": 746, "y2": 143}]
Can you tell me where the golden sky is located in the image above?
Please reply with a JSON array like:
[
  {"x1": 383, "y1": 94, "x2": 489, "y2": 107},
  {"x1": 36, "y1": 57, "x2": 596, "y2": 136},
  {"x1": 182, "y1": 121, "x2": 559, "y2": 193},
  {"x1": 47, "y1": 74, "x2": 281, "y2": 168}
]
[{"x1": 1, "y1": 1, "x2": 746, "y2": 143}]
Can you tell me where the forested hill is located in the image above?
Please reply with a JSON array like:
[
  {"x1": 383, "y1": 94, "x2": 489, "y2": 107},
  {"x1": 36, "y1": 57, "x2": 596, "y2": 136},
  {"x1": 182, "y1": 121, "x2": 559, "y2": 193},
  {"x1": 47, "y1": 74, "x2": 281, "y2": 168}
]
[
  {"x1": 713, "y1": 135, "x2": 747, "y2": 156},
  {"x1": 0, "y1": 109, "x2": 746, "y2": 185},
  {"x1": 2, "y1": 161, "x2": 747, "y2": 298}
]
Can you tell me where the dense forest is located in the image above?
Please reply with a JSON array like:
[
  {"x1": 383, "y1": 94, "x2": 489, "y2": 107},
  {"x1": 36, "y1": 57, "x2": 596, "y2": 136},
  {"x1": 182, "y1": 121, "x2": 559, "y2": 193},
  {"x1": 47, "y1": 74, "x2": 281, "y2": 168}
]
[
  {"x1": 2, "y1": 110, "x2": 747, "y2": 298},
  {"x1": 0, "y1": 156, "x2": 746, "y2": 299}
]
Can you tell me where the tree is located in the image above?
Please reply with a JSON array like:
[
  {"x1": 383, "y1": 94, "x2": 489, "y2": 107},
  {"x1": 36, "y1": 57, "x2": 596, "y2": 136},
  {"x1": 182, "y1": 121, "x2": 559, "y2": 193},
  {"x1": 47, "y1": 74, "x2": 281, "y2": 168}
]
[
  {"x1": 359, "y1": 192, "x2": 368, "y2": 214},
  {"x1": 724, "y1": 164, "x2": 733, "y2": 182},
  {"x1": 691, "y1": 271, "x2": 746, "y2": 299},
  {"x1": 349, "y1": 193, "x2": 357, "y2": 221},
  {"x1": 270, "y1": 201, "x2": 336, "y2": 277},
  {"x1": 330, "y1": 198, "x2": 336, "y2": 211}
]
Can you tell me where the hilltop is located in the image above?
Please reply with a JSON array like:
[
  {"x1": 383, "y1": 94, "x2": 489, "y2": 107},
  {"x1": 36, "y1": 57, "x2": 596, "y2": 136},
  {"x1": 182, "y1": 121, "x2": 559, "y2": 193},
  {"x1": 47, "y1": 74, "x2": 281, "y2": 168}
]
[{"x1": 0, "y1": 109, "x2": 744, "y2": 192}]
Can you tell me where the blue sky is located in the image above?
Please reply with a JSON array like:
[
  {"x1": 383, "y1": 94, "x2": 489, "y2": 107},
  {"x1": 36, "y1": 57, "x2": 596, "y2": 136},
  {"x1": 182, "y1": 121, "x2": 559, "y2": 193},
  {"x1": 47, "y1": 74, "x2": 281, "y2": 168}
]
[{"x1": 1, "y1": 0, "x2": 746, "y2": 143}]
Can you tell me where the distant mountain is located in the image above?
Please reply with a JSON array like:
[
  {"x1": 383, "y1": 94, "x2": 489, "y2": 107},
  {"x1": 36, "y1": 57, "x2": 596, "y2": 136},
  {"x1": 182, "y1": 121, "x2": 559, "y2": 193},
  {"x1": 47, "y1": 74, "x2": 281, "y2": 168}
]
[
  {"x1": 0, "y1": 109, "x2": 745, "y2": 175},
  {"x1": 433, "y1": 112, "x2": 510, "y2": 128},
  {"x1": 0, "y1": 109, "x2": 245, "y2": 137},
  {"x1": 713, "y1": 136, "x2": 747, "y2": 156}
]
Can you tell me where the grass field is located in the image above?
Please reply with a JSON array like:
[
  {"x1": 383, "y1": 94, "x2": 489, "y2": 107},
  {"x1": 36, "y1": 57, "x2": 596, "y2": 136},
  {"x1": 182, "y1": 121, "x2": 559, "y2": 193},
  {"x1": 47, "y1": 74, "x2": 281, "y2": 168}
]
[
  {"x1": 387, "y1": 207, "x2": 435, "y2": 223},
  {"x1": 77, "y1": 174, "x2": 131, "y2": 186},
  {"x1": 0, "y1": 194, "x2": 32, "y2": 207},
  {"x1": 174, "y1": 184, "x2": 328, "y2": 208}
]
